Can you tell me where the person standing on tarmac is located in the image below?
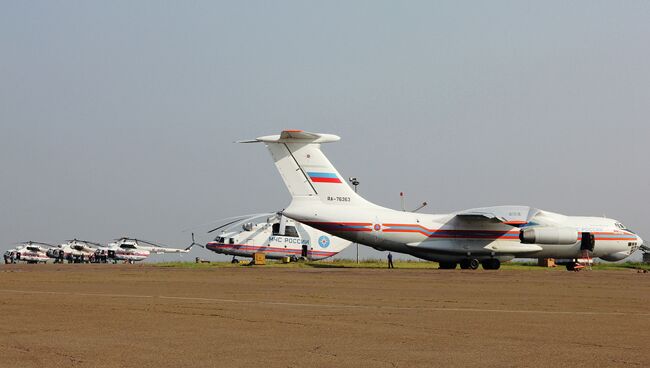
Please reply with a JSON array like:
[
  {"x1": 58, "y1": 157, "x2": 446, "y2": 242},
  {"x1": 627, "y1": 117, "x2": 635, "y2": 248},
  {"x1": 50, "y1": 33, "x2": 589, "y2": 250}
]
[{"x1": 387, "y1": 252, "x2": 394, "y2": 269}]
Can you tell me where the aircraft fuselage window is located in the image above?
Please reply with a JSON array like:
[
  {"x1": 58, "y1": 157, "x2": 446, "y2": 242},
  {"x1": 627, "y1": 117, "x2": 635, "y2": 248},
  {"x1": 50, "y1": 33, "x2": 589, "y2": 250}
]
[
  {"x1": 229, "y1": 238, "x2": 235, "y2": 244},
  {"x1": 272, "y1": 223, "x2": 299, "y2": 237},
  {"x1": 284, "y1": 226, "x2": 299, "y2": 238}
]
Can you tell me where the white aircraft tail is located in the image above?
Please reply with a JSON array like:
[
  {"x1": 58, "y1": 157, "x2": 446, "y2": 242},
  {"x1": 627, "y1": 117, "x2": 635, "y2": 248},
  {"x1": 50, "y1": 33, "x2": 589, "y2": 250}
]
[{"x1": 242, "y1": 130, "x2": 376, "y2": 208}]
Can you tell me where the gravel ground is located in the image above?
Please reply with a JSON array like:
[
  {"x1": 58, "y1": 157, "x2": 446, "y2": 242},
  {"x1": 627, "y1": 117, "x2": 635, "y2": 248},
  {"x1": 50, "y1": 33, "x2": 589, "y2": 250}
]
[{"x1": 0, "y1": 264, "x2": 648, "y2": 368}]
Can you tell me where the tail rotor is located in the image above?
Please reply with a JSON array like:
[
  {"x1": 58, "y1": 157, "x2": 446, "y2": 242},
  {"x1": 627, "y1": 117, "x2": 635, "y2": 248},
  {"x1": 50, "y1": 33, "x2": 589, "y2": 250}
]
[{"x1": 186, "y1": 233, "x2": 204, "y2": 250}]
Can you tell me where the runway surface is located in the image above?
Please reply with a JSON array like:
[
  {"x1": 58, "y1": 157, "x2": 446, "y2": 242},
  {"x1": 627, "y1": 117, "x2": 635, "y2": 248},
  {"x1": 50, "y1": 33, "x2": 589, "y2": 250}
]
[{"x1": 0, "y1": 264, "x2": 648, "y2": 367}]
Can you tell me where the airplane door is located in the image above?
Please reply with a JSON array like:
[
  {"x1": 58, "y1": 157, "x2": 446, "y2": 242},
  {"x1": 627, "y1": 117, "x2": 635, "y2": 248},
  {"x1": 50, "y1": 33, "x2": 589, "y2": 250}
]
[
  {"x1": 301, "y1": 244, "x2": 308, "y2": 258},
  {"x1": 580, "y1": 232, "x2": 595, "y2": 252}
]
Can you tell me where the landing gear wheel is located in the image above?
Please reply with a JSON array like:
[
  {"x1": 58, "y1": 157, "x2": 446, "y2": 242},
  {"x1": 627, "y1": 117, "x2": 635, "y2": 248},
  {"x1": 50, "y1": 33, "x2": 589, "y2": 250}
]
[
  {"x1": 460, "y1": 259, "x2": 479, "y2": 270},
  {"x1": 566, "y1": 263, "x2": 575, "y2": 271},
  {"x1": 438, "y1": 262, "x2": 457, "y2": 269},
  {"x1": 481, "y1": 259, "x2": 501, "y2": 270},
  {"x1": 468, "y1": 258, "x2": 479, "y2": 270}
]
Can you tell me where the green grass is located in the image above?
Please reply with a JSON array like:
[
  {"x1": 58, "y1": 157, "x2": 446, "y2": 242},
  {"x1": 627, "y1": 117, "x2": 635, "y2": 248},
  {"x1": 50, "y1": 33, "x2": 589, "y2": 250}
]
[
  {"x1": 589, "y1": 262, "x2": 650, "y2": 271},
  {"x1": 153, "y1": 259, "x2": 650, "y2": 271}
]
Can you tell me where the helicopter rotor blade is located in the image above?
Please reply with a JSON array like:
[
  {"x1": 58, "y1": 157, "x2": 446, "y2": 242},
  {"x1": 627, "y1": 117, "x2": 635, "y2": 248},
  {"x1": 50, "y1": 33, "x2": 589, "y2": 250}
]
[
  {"x1": 65, "y1": 239, "x2": 102, "y2": 247},
  {"x1": 18, "y1": 241, "x2": 56, "y2": 248},
  {"x1": 207, "y1": 218, "x2": 246, "y2": 234},
  {"x1": 207, "y1": 213, "x2": 276, "y2": 234},
  {"x1": 181, "y1": 213, "x2": 272, "y2": 233},
  {"x1": 125, "y1": 238, "x2": 179, "y2": 249}
]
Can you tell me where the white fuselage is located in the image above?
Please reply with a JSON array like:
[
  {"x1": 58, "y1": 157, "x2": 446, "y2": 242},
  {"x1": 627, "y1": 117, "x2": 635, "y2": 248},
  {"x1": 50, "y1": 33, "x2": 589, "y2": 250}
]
[
  {"x1": 245, "y1": 129, "x2": 643, "y2": 265},
  {"x1": 285, "y1": 202, "x2": 640, "y2": 262},
  {"x1": 205, "y1": 218, "x2": 351, "y2": 260},
  {"x1": 105, "y1": 240, "x2": 189, "y2": 262},
  {"x1": 7, "y1": 246, "x2": 49, "y2": 263},
  {"x1": 47, "y1": 244, "x2": 97, "y2": 261}
]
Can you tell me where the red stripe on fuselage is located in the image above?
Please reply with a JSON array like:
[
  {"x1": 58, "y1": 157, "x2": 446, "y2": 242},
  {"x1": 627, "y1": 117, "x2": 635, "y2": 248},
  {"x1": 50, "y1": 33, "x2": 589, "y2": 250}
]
[
  {"x1": 206, "y1": 243, "x2": 338, "y2": 256},
  {"x1": 304, "y1": 221, "x2": 373, "y2": 226}
]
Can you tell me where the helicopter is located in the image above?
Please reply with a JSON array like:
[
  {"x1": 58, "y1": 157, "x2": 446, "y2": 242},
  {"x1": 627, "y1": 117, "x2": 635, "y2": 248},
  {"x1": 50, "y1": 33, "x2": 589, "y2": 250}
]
[
  {"x1": 191, "y1": 213, "x2": 352, "y2": 263},
  {"x1": 104, "y1": 237, "x2": 194, "y2": 263},
  {"x1": 4, "y1": 241, "x2": 54, "y2": 264},
  {"x1": 47, "y1": 239, "x2": 103, "y2": 263}
]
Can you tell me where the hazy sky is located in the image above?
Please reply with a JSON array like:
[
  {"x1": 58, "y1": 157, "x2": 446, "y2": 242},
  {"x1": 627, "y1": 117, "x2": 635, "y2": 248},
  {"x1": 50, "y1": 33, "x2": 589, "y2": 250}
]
[{"x1": 1, "y1": 1, "x2": 649, "y2": 261}]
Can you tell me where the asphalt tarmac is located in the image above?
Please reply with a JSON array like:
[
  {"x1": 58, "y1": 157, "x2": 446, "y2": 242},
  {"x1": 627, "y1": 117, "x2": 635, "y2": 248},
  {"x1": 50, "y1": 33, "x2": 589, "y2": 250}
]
[{"x1": 0, "y1": 264, "x2": 648, "y2": 367}]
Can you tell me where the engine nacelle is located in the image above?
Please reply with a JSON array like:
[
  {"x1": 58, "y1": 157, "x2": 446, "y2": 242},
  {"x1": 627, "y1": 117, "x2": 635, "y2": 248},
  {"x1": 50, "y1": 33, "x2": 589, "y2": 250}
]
[
  {"x1": 519, "y1": 227, "x2": 578, "y2": 245},
  {"x1": 599, "y1": 252, "x2": 630, "y2": 262}
]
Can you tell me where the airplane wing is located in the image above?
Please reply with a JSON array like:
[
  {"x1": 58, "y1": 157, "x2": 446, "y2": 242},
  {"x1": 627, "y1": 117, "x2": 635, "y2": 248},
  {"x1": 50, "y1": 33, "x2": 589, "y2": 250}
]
[{"x1": 453, "y1": 206, "x2": 539, "y2": 226}]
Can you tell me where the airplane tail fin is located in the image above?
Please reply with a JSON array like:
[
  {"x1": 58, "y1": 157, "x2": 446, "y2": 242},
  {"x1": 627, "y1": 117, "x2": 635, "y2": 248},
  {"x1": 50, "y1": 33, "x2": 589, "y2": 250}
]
[{"x1": 241, "y1": 130, "x2": 375, "y2": 208}]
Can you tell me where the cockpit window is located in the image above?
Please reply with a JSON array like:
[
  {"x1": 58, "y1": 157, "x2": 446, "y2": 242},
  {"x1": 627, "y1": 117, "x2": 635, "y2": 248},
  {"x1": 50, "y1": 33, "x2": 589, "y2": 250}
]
[{"x1": 615, "y1": 222, "x2": 635, "y2": 233}]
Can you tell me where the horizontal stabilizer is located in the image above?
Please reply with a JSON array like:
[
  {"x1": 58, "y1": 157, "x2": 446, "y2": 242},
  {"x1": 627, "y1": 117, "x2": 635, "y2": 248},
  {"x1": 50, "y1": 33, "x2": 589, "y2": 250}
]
[{"x1": 238, "y1": 130, "x2": 340, "y2": 144}]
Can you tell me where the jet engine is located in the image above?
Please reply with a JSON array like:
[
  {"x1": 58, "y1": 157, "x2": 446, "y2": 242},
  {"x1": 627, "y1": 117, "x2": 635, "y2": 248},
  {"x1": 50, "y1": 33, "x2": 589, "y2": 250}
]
[{"x1": 519, "y1": 227, "x2": 578, "y2": 245}]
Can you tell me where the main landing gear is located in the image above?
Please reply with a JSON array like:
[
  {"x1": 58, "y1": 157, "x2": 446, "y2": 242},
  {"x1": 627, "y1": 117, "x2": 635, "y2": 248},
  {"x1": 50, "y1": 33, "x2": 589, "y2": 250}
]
[
  {"x1": 438, "y1": 258, "x2": 501, "y2": 270},
  {"x1": 459, "y1": 258, "x2": 480, "y2": 270},
  {"x1": 481, "y1": 259, "x2": 501, "y2": 270}
]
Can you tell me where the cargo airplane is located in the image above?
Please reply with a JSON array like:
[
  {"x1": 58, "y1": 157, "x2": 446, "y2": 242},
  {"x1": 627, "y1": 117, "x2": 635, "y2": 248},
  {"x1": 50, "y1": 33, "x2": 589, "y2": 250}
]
[{"x1": 243, "y1": 130, "x2": 644, "y2": 270}]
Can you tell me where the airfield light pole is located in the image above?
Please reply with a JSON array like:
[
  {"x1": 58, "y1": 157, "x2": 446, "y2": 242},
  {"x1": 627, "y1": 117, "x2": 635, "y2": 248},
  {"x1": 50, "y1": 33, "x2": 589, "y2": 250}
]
[{"x1": 349, "y1": 177, "x2": 360, "y2": 264}]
